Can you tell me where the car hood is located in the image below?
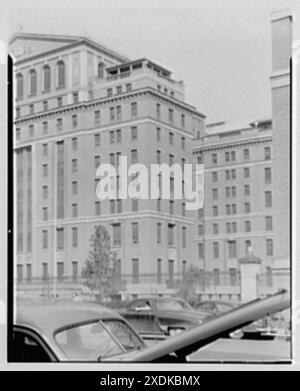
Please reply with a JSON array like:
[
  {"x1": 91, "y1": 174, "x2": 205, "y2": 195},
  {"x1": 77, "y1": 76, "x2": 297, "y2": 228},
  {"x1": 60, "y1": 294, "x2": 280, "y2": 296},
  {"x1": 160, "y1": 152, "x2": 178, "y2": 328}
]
[{"x1": 103, "y1": 290, "x2": 290, "y2": 362}]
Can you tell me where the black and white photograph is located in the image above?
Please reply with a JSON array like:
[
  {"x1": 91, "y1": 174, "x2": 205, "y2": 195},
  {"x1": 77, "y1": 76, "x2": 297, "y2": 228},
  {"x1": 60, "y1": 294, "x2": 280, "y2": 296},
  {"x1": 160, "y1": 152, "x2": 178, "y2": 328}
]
[{"x1": 0, "y1": 0, "x2": 300, "y2": 373}]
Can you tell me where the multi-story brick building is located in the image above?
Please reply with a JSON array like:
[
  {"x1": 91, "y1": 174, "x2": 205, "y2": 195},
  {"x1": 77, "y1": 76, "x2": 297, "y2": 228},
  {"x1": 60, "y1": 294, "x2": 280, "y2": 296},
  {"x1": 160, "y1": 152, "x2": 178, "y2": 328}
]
[
  {"x1": 11, "y1": 33, "x2": 205, "y2": 295},
  {"x1": 193, "y1": 117, "x2": 274, "y2": 282}
]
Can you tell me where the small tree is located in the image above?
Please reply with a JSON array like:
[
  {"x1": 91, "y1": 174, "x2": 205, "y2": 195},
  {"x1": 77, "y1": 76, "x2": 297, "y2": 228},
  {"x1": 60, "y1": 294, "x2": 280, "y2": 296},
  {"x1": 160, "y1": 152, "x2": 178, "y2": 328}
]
[
  {"x1": 177, "y1": 265, "x2": 203, "y2": 305},
  {"x1": 82, "y1": 225, "x2": 117, "y2": 301}
]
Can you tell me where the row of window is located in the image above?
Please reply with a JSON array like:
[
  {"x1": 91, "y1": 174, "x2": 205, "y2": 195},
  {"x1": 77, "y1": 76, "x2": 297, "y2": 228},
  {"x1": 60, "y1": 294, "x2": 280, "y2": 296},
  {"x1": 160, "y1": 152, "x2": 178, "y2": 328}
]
[
  {"x1": 157, "y1": 84, "x2": 175, "y2": 98},
  {"x1": 211, "y1": 193, "x2": 272, "y2": 217},
  {"x1": 198, "y1": 216, "x2": 273, "y2": 235},
  {"x1": 41, "y1": 222, "x2": 186, "y2": 250},
  {"x1": 210, "y1": 166, "x2": 270, "y2": 182},
  {"x1": 198, "y1": 238, "x2": 274, "y2": 259},
  {"x1": 107, "y1": 84, "x2": 132, "y2": 97},
  {"x1": 207, "y1": 146, "x2": 271, "y2": 165}
]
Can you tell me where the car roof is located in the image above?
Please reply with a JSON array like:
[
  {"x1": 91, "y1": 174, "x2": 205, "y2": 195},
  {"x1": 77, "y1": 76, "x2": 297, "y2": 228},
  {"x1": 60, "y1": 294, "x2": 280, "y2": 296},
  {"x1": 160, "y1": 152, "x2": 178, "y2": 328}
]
[{"x1": 15, "y1": 299, "x2": 123, "y2": 336}]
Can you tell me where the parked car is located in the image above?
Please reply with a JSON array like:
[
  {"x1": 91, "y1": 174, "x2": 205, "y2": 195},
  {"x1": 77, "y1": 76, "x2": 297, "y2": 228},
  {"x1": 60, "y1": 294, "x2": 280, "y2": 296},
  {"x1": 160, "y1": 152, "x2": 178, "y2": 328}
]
[
  {"x1": 195, "y1": 300, "x2": 237, "y2": 316},
  {"x1": 117, "y1": 297, "x2": 213, "y2": 340},
  {"x1": 10, "y1": 290, "x2": 290, "y2": 362}
]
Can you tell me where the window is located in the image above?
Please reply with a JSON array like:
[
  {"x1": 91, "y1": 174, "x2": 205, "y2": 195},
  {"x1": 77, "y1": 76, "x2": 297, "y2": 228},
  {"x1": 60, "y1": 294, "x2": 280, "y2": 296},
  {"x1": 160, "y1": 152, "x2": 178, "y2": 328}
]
[
  {"x1": 72, "y1": 137, "x2": 78, "y2": 151},
  {"x1": 213, "y1": 205, "x2": 218, "y2": 217},
  {"x1": 43, "y1": 65, "x2": 51, "y2": 91},
  {"x1": 181, "y1": 137, "x2": 185, "y2": 149},
  {"x1": 117, "y1": 199, "x2": 122, "y2": 213},
  {"x1": 168, "y1": 260, "x2": 175, "y2": 282},
  {"x1": 42, "y1": 164, "x2": 48, "y2": 178},
  {"x1": 229, "y1": 268, "x2": 237, "y2": 285},
  {"x1": 16, "y1": 73, "x2": 23, "y2": 99},
  {"x1": 131, "y1": 149, "x2": 138, "y2": 164},
  {"x1": 197, "y1": 155, "x2": 203, "y2": 164},
  {"x1": 225, "y1": 170, "x2": 230, "y2": 180},
  {"x1": 213, "y1": 242, "x2": 219, "y2": 258},
  {"x1": 245, "y1": 202, "x2": 251, "y2": 213},
  {"x1": 132, "y1": 258, "x2": 139, "y2": 283},
  {"x1": 168, "y1": 224, "x2": 175, "y2": 246},
  {"x1": 94, "y1": 201, "x2": 100, "y2": 216},
  {"x1": 57, "y1": 96, "x2": 63, "y2": 107},
  {"x1": 266, "y1": 216, "x2": 273, "y2": 231},
  {"x1": 244, "y1": 184, "x2": 250, "y2": 196},
  {"x1": 132, "y1": 199, "x2": 138, "y2": 212},
  {"x1": 169, "y1": 154, "x2": 174, "y2": 166},
  {"x1": 29, "y1": 69, "x2": 37, "y2": 95},
  {"x1": 157, "y1": 198, "x2": 161, "y2": 212},
  {"x1": 72, "y1": 115, "x2": 78, "y2": 128},
  {"x1": 245, "y1": 220, "x2": 251, "y2": 232},
  {"x1": 94, "y1": 155, "x2": 100, "y2": 170},
  {"x1": 131, "y1": 102, "x2": 138, "y2": 117},
  {"x1": 57, "y1": 61, "x2": 65, "y2": 88},
  {"x1": 72, "y1": 227, "x2": 78, "y2": 248},
  {"x1": 16, "y1": 107, "x2": 21, "y2": 118},
  {"x1": 94, "y1": 133, "x2": 100, "y2": 147},
  {"x1": 225, "y1": 151, "x2": 230, "y2": 162},
  {"x1": 181, "y1": 114, "x2": 185, "y2": 128},
  {"x1": 110, "y1": 107, "x2": 115, "y2": 121},
  {"x1": 17, "y1": 265, "x2": 23, "y2": 282},
  {"x1": 232, "y1": 222, "x2": 237, "y2": 233},
  {"x1": 212, "y1": 188, "x2": 218, "y2": 199},
  {"x1": 29, "y1": 125, "x2": 34, "y2": 137},
  {"x1": 157, "y1": 259, "x2": 162, "y2": 284},
  {"x1": 156, "y1": 150, "x2": 161, "y2": 164},
  {"x1": 168, "y1": 108, "x2": 174, "y2": 123},
  {"x1": 42, "y1": 185, "x2": 48, "y2": 199},
  {"x1": 212, "y1": 172, "x2": 218, "y2": 182},
  {"x1": 42, "y1": 230, "x2": 48, "y2": 249},
  {"x1": 169, "y1": 132, "x2": 174, "y2": 145},
  {"x1": 126, "y1": 83, "x2": 132, "y2": 92},
  {"x1": 42, "y1": 207, "x2": 48, "y2": 221},
  {"x1": 226, "y1": 222, "x2": 231, "y2": 234},
  {"x1": 265, "y1": 167, "x2": 272, "y2": 184},
  {"x1": 57, "y1": 262, "x2": 64, "y2": 281},
  {"x1": 245, "y1": 240, "x2": 252, "y2": 254},
  {"x1": 156, "y1": 103, "x2": 161, "y2": 118},
  {"x1": 110, "y1": 200, "x2": 115, "y2": 214},
  {"x1": 72, "y1": 159, "x2": 78, "y2": 173},
  {"x1": 265, "y1": 191, "x2": 272, "y2": 207},
  {"x1": 213, "y1": 269, "x2": 220, "y2": 285},
  {"x1": 113, "y1": 224, "x2": 121, "y2": 246},
  {"x1": 132, "y1": 223, "x2": 139, "y2": 244},
  {"x1": 116, "y1": 86, "x2": 122, "y2": 95},
  {"x1": 264, "y1": 146, "x2": 271, "y2": 160},
  {"x1": 198, "y1": 224, "x2": 204, "y2": 235},
  {"x1": 244, "y1": 167, "x2": 250, "y2": 178},
  {"x1": 198, "y1": 243, "x2": 204, "y2": 260},
  {"x1": 232, "y1": 204, "x2": 237, "y2": 215},
  {"x1": 94, "y1": 110, "x2": 100, "y2": 125},
  {"x1": 231, "y1": 151, "x2": 236, "y2": 161},
  {"x1": 225, "y1": 187, "x2": 230, "y2": 198},
  {"x1": 57, "y1": 228, "x2": 64, "y2": 250},
  {"x1": 98, "y1": 62, "x2": 105, "y2": 79},
  {"x1": 72, "y1": 261, "x2": 78, "y2": 282},
  {"x1": 16, "y1": 127, "x2": 20, "y2": 140},
  {"x1": 212, "y1": 153, "x2": 218, "y2": 164},
  {"x1": 228, "y1": 240, "x2": 237, "y2": 258},
  {"x1": 266, "y1": 239, "x2": 273, "y2": 256},
  {"x1": 157, "y1": 223, "x2": 162, "y2": 244},
  {"x1": 72, "y1": 181, "x2": 78, "y2": 195},
  {"x1": 72, "y1": 203, "x2": 78, "y2": 217},
  {"x1": 42, "y1": 144, "x2": 48, "y2": 156},
  {"x1": 131, "y1": 126, "x2": 137, "y2": 140},
  {"x1": 182, "y1": 227, "x2": 186, "y2": 248},
  {"x1": 116, "y1": 129, "x2": 122, "y2": 143},
  {"x1": 156, "y1": 127, "x2": 161, "y2": 141},
  {"x1": 244, "y1": 148, "x2": 249, "y2": 160},
  {"x1": 43, "y1": 101, "x2": 48, "y2": 111},
  {"x1": 42, "y1": 263, "x2": 48, "y2": 280},
  {"x1": 226, "y1": 204, "x2": 231, "y2": 215},
  {"x1": 213, "y1": 223, "x2": 218, "y2": 234},
  {"x1": 107, "y1": 88, "x2": 113, "y2": 97},
  {"x1": 231, "y1": 187, "x2": 236, "y2": 197},
  {"x1": 169, "y1": 200, "x2": 174, "y2": 215},
  {"x1": 116, "y1": 106, "x2": 122, "y2": 121},
  {"x1": 231, "y1": 169, "x2": 236, "y2": 179}
]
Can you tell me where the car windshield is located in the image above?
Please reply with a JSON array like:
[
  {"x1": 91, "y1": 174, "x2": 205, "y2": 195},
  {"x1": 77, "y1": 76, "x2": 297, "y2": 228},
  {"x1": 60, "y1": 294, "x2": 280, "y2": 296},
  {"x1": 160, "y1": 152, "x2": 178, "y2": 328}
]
[
  {"x1": 54, "y1": 319, "x2": 143, "y2": 361},
  {"x1": 156, "y1": 299, "x2": 193, "y2": 311}
]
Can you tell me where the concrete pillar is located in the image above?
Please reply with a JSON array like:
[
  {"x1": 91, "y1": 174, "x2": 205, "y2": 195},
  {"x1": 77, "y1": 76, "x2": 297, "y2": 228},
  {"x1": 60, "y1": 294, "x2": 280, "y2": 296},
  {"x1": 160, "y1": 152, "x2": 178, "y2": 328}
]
[{"x1": 239, "y1": 250, "x2": 262, "y2": 302}]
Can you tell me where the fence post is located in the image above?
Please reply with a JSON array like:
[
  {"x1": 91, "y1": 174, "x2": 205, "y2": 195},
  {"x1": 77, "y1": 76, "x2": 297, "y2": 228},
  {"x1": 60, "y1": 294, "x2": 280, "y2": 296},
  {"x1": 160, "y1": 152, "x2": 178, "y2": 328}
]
[{"x1": 238, "y1": 250, "x2": 262, "y2": 302}]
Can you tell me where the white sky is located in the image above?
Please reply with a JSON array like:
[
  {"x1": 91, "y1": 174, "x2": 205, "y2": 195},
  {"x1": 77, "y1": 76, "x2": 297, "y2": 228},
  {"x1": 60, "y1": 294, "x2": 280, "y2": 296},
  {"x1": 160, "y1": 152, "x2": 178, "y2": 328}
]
[{"x1": 3, "y1": 0, "x2": 298, "y2": 123}]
